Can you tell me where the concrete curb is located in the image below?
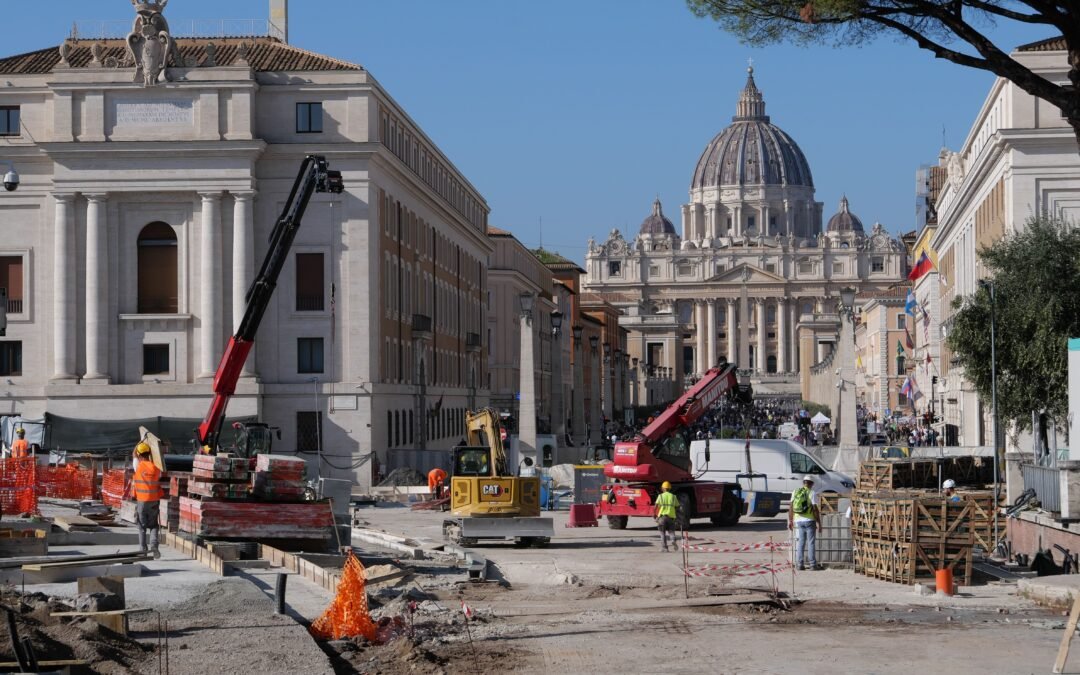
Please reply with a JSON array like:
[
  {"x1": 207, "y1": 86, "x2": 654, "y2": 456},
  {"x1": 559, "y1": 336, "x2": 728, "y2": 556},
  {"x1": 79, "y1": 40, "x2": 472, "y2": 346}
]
[{"x1": 1017, "y1": 576, "x2": 1080, "y2": 607}]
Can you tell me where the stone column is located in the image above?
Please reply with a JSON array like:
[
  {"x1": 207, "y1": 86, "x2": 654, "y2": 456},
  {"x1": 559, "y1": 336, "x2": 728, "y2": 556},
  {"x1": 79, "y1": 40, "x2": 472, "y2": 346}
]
[
  {"x1": 680, "y1": 204, "x2": 691, "y2": 240},
  {"x1": 733, "y1": 205, "x2": 742, "y2": 238},
  {"x1": 232, "y1": 192, "x2": 256, "y2": 376},
  {"x1": 199, "y1": 192, "x2": 223, "y2": 378},
  {"x1": 84, "y1": 194, "x2": 109, "y2": 381},
  {"x1": 762, "y1": 204, "x2": 771, "y2": 235},
  {"x1": 602, "y1": 354, "x2": 613, "y2": 425},
  {"x1": 551, "y1": 329, "x2": 564, "y2": 444},
  {"x1": 790, "y1": 299, "x2": 800, "y2": 370},
  {"x1": 726, "y1": 298, "x2": 737, "y2": 364},
  {"x1": 777, "y1": 297, "x2": 788, "y2": 374},
  {"x1": 706, "y1": 300, "x2": 717, "y2": 371},
  {"x1": 519, "y1": 308, "x2": 537, "y2": 464},
  {"x1": 52, "y1": 194, "x2": 76, "y2": 380},
  {"x1": 573, "y1": 336, "x2": 584, "y2": 446},
  {"x1": 695, "y1": 301, "x2": 706, "y2": 375},
  {"x1": 784, "y1": 199, "x2": 793, "y2": 236},
  {"x1": 706, "y1": 204, "x2": 717, "y2": 241},
  {"x1": 756, "y1": 299, "x2": 767, "y2": 373}
]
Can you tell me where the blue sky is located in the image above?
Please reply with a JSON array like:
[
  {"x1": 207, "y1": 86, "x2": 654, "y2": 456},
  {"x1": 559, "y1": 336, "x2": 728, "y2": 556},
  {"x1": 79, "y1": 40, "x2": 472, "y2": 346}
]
[{"x1": 8, "y1": 1, "x2": 1052, "y2": 263}]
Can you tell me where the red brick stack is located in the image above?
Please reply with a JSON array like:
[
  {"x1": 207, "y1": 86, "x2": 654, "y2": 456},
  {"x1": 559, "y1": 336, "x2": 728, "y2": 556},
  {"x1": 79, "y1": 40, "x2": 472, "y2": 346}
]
[
  {"x1": 159, "y1": 471, "x2": 190, "y2": 532},
  {"x1": 187, "y1": 454, "x2": 254, "y2": 500},
  {"x1": 252, "y1": 455, "x2": 308, "y2": 501}
]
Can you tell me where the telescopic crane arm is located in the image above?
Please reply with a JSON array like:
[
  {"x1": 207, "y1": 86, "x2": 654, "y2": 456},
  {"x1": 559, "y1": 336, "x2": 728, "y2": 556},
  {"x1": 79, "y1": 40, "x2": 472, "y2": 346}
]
[
  {"x1": 635, "y1": 361, "x2": 741, "y2": 446},
  {"x1": 196, "y1": 155, "x2": 343, "y2": 450}
]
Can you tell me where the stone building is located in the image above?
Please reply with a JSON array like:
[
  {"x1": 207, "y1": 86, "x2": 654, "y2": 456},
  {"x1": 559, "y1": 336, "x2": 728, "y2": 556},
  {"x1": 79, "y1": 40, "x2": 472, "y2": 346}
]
[
  {"x1": 582, "y1": 68, "x2": 908, "y2": 399},
  {"x1": 0, "y1": 4, "x2": 490, "y2": 488}
]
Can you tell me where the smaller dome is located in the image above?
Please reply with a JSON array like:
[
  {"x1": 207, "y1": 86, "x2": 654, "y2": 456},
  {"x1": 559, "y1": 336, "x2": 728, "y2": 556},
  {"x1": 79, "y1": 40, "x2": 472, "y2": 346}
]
[
  {"x1": 827, "y1": 195, "x2": 864, "y2": 233},
  {"x1": 640, "y1": 198, "x2": 677, "y2": 236}
]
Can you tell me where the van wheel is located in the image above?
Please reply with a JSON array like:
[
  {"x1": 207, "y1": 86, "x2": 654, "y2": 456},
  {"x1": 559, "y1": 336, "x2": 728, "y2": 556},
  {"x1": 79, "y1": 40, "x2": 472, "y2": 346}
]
[
  {"x1": 676, "y1": 492, "x2": 692, "y2": 530},
  {"x1": 710, "y1": 497, "x2": 740, "y2": 527},
  {"x1": 606, "y1": 516, "x2": 628, "y2": 530}
]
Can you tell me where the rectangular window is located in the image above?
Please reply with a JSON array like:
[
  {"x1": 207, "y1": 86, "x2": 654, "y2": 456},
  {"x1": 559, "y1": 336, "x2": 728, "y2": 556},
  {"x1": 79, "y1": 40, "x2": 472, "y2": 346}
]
[
  {"x1": 872, "y1": 257, "x2": 885, "y2": 273},
  {"x1": 897, "y1": 314, "x2": 906, "y2": 330},
  {"x1": 0, "y1": 107, "x2": 19, "y2": 137},
  {"x1": 296, "y1": 102, "x2": 323, "y2": 133},
  {"x1": 608, "y1": 261, "x2": 621, "y2": 277},
  {"x1": 297, "y1": 337, "x2": 325, "y2": 374},
  {"x1": 0, "y1": 256, "x2": 23, "y2": 314},
  {"x1": 296, "y1": 411, "x2": 322, "y2": 453},
  {"x1": 833, "y1": 261, "x2": 844, "y2": 274},
  {"x1": 798, "y1": 261, "x2": 813, "y2": 274},
  {"x1": 143, "y1": 344, "x2": 170, "y2": 375},
  {"x1": 649, "y1": 265, "x2": 660, "y2": 277},
  {"x1": 765, "y1": 263, "x2": 776, "y2": 273},
  {"x1": 0, "y1": 342, "x2": 21, "y2": 376},
  {"x1": 295, "y1": 253, "x2": 325, "y2": 311},
  {"x1": 898, "y1": 392, "x2": 908, "y2": 406},
  {"x1": 677, "y1": 264, "x2": 693, "y2": 276}
]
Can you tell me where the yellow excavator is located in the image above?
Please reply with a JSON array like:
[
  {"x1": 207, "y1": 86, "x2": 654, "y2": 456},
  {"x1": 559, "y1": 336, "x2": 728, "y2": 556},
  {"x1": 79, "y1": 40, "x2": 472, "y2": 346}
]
[{"x1": 441, "y1": 408, "x2": 554, "y2": 547}]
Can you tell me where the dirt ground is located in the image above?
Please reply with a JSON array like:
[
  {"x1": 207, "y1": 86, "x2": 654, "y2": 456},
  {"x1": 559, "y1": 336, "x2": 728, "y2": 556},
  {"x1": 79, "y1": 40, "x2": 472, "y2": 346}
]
[{"x1": 344, "y1": 505, "x2": 1074, "y2": 675}]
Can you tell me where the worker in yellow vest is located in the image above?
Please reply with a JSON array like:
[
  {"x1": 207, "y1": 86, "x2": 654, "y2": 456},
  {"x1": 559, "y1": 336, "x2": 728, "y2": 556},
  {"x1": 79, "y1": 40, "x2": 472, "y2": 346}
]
[
  {"x1": 10, "y1": 428, "x2": 29, "y2": 459},
  {"x1": 133, "y1": 442, "x2": 163, "y2": 559},
  {"x1": 653, "y1": 481, "x2": 680, "y2": 552}
]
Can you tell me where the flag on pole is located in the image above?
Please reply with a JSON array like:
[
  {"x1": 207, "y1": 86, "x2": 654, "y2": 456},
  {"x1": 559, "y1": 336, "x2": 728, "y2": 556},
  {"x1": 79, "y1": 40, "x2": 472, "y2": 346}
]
[
  {"x1": 900, "y1": 376, "x2": 913, "y2": 400},
  {"x1": 461, "y1": 600, "x2": 473, "y2": 619},
  {"x1": 905, "y1": 326, "x2": 915, "y2": 350},
  {"x1": 905, "y1": 290, "x2": 916, "y2": 316},
  {"x1": 910, "y1": 375, "x2": 924, "y2": 402},
  {"x1": 856, "y1": 352, "x2": 863, "y2": 370},
  {"x1": 908, "y1": 251, "x2": 934, "y2": 282},
  {"x1": 896, "y1": 339, "x2": 904, "y2": 356}
]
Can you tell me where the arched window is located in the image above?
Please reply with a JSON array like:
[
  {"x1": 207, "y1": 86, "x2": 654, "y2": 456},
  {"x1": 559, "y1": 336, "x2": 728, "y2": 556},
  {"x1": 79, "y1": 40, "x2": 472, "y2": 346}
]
[{"x1": 137, "y1": 222, "x2": 178, "y2": 313}]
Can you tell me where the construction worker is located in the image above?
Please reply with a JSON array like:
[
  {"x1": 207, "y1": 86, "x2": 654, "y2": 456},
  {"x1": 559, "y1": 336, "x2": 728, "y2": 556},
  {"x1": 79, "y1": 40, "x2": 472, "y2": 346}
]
[
  {"x1": 10, "y1": 428, "x2": 29, "y2": 459},
  {"x1": 653, "y1": 481, "x2": 679, "y2": 552},
  {"x1": 943, "y1": 479, "x2": 961, "y2": 502},
  {"x1": 427, "y1": 467, "x2": 447, "y2": 500},
  {"x1": 788, "y1": 475, "x2": 822, "y2": 571},
  {"x1": 133, "y1": 442, "x2": 163, "y2": 559}
]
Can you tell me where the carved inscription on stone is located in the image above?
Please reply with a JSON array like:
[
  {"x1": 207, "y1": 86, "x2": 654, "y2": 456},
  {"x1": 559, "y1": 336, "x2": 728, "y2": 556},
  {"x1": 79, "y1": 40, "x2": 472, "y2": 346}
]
[{"x1": 114, "y1": 99, "x2": 194, "y2": 126}]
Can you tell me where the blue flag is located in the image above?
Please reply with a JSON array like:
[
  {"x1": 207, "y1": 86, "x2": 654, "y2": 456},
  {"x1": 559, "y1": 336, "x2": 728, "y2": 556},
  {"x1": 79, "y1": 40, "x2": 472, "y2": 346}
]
[{"x1": 905, "y1": 290, "x2": 916, "y2": 317}]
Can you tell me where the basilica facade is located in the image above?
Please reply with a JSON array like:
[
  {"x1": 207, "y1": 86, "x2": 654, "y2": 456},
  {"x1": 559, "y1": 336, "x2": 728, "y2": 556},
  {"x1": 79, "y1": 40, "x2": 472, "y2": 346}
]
[{"x1": 582, "y1": 69, "x2": 908, "y2": 395}]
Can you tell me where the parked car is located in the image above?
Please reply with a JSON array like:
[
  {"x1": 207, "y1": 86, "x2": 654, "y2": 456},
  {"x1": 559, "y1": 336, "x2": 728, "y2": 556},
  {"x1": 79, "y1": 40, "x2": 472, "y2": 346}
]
[{"x1": 690, "y1": 438, "x2": 855, "y2": 497}]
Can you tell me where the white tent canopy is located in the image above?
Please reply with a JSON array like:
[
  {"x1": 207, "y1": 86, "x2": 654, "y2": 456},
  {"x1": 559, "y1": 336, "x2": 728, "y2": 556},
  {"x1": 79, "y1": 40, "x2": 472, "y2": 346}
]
[{"x1": 810, "y1": 412, "x2": 831, "y2": 425}]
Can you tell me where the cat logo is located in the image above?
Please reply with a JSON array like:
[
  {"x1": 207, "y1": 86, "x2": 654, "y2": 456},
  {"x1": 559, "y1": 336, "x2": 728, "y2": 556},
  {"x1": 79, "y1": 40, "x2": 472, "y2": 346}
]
[{"x1": 481, "y1": 484, "x2": 503, "y2": 496}]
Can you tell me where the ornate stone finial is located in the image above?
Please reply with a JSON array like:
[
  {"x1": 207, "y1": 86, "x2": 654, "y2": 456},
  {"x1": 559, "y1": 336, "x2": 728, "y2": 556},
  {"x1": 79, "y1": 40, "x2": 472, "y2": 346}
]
[
  {"x1": 126, "y1": 0, "x2": 180, "y2": 87},
  {"x1": 236, "y1": 41, "x2": 252, "y2": 65},
  {"x1": 90, "y1": 43, "x2": 104, "y2": 66},
  {"x1": 57, "y1": 41, "x2": 72, "y2": 68},
  {"x1": 204, "y1": 42, "x2": 218, "y2": 67}
]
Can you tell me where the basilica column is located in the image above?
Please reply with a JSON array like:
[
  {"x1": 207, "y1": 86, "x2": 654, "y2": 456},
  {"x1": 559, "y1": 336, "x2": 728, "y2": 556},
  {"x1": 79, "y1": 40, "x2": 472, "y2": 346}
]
[
  {"x1": 726, "y1": 298, "x2": 737, "y2": 364},
  {"x1": 790, "y1": 299, "x2": 799, "y2": 371},
  {"x1": 706, "y1": 299, "x2": 717, "y2": 370},
  {"x1": 695, "y1": 301, "x2": 706, "y2": 375},
  {"x1": 733, "y1": 205, "x2": 742, "y2": 238},
  {"x1": 52, "y1": 194, "x2": 76, "y2": 380},
  {"x1": 706, "y1": 204, "x2": 717, "y2": 241},
  {"x1": 232, "y1": 192, "x2": 256, "y2": 376},
  {"x1": 84, "y1": 194, "x2": 109, "y2": 381},
  {"x1": 199, "y1": 192, "x2": 223, "y2": 379},
  {"x1": 777, "y1": 297, "x2": 788, "y2": 373},
  {"x1": 762, "y1": 204, "x2": 771, "y2": 235},
  {"x1": 783, "y1": 199, "x2": 793, "y2": 236},
  {"x1": 680, "y1": 204, "x2": 691, "y2": 240},
  {"x1": 756, "y1": 299, "x2": 767, "y2": 374}
]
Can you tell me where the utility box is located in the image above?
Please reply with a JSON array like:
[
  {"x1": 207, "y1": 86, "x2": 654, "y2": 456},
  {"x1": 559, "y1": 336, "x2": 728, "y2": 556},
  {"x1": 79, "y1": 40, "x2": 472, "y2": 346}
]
[{"x1": 573, "y1": 466, "x2": 606, "y2": 505}]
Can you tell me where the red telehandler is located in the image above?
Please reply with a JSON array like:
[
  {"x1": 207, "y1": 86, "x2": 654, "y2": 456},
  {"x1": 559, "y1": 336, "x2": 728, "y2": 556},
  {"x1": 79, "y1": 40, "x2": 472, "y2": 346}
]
[{"x1": 598, "y1": 360, "x2": 751, "y2": 529}]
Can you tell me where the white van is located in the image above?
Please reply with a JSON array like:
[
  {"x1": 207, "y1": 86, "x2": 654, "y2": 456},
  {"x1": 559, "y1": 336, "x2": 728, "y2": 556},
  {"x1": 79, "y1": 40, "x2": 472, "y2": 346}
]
[
  {"x1": 689, "y1": 438, "x2": 854, "y2": 497},
  {"x1": 777, "y1": 423, "x2": 800, "y2": 441}
]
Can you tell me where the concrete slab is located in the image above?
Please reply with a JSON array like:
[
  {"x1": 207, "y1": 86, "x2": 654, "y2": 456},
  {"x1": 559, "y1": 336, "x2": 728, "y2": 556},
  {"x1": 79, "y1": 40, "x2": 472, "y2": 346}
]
[{"x1": 1018, "y1": 575, "x2": 1080, "y2": 607}]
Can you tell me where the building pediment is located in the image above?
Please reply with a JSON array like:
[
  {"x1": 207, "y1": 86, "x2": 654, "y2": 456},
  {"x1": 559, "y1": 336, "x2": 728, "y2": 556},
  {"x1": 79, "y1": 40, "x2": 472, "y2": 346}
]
[{"x1": 705, "y1": 263, "x2": 785, "y2": 284}]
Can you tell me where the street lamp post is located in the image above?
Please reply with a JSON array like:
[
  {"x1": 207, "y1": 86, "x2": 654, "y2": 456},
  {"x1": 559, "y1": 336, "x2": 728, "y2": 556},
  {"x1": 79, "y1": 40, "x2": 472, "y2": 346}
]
[
  {"x1": 572, "y1": 325, "x2": 584, "y2": 447},
  {"x1": 631, "y1": 357, "x2": 639, "y2": 408},
  {"x1": 550, "y1": 310, "x2": 564, "y2": 457},
  {"x1": 978, "y1": 278, "x2": 1000, "y2": 546},
  {"x1": 613, "y1": 348, "x2": 622, "y2": 424},
  {"x1": 589, "y1": 335, "x2": 600, "y2": 445},
  {"x1": 602, "y1": 342, "x2": 613, "y2": 435},
  {"x1": 518, "y1": 293, "x2": 537, "y2": 467}
]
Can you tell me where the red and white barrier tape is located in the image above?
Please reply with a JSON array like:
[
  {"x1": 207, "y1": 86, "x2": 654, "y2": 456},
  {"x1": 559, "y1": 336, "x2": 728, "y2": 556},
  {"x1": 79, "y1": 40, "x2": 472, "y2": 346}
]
[
  {"x1": 683, "y1": 562, "x2": 793, "y2": 578},
  {"x1": 680, "y1": 536, "x2": 790, "y2": 553}
]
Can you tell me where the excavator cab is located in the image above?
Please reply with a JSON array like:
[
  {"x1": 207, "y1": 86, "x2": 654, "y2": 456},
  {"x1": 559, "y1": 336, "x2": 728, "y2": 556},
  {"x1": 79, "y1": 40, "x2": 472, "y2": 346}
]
[
  {"x1": 231, "y1": 422, "x2": 280, "y2": 458},
  {"x1": 452, "y1": 446, "x2": 493, "y2": 477}
]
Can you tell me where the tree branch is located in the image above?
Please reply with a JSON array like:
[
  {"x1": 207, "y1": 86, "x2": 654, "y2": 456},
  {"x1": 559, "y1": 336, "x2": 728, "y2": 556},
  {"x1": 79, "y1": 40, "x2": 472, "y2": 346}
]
[{"x1": 961, "y1": 0, "x2": 1050, "y2": 24}]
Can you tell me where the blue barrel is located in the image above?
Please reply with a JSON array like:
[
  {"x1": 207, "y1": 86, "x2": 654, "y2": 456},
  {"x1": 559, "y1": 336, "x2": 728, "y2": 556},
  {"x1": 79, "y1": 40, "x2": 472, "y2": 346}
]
[{"x1": 540, "y1": 476, "x2": 554, "y2": 510}]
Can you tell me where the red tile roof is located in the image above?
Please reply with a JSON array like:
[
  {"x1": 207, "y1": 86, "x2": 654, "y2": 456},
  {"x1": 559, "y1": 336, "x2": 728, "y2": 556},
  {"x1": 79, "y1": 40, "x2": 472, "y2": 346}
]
[{"x1": 0, "y1": 36, "x2": 361, "y2": 75}]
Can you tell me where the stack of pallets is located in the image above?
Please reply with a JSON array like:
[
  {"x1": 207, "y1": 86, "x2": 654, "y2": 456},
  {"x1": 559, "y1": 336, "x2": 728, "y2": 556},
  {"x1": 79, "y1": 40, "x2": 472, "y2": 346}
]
[
  {"x1": 852, "y1": 492, "x2": 982, "y2": 585},
  {"x1": 187, "y1": 455, "x2": 253, "y2": 500},
  {"x1": 252, "y1": 455, "x2": 308, "y2": 501},
  {"x1": 159, "y1": 471, "x2": 190, "y2": 532},
  {"x1": 857, "y1": 458, "x2": 996, "y2": 492}
]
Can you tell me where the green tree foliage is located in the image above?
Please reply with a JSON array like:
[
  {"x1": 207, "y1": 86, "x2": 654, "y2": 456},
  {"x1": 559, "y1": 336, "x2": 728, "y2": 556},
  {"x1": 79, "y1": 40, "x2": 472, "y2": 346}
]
[
  {"x1": 946, "y1": 216, "x2": 1080, "y2": 431},
  {"x1": 800, "y1": 400, "x2": 831, "y2": 418},
  {"x1": 685, "y1": 0, "x2": 1080, "y2": 148}
]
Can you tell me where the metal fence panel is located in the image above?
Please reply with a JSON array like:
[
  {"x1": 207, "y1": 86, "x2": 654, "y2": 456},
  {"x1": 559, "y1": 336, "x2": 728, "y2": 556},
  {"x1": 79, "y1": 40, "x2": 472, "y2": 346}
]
[{"x1": 1021, "y1": 464, "x2": 1060, "y2": 513}]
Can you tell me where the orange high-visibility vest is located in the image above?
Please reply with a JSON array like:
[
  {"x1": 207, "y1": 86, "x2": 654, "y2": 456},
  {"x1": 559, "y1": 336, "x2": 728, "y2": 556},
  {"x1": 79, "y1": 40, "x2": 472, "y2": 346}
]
[
  {"x1": 10, "y1": 439, "x2": 29, "y2": 459},
  {"x1": 134, "y1": 459, "x2": 163, "y2": 502}
]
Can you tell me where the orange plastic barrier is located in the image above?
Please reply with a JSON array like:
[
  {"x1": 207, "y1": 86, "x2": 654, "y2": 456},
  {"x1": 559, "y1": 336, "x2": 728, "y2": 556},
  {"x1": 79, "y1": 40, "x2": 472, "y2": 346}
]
[
  {"x1": 101, "y1": 468, "x2": 131, "y2": 508},
  {"x1": 310, "y1": 550, "x2": 377, "y2": 642},
  {"x1": 0, "y1": 457, "x2": 37, "y2": 515},
  {"x1": 36, "y1": 464, "x2": 95, "y2": 501}
]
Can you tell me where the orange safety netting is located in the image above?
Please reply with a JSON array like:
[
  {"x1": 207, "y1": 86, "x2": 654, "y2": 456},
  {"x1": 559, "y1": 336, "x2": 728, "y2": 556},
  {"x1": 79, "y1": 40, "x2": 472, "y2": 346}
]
[
  {"x1": 0, "y1": 457, "x2": 37, "y2": 515},
  {"x1": 310, "y1": 551, "x2": 377, "y2": 642},
  {"x1": 101, "y1": 468, "x2": 131, "y2": 508},
  {"x1": 36, "y1": 464, "x2": 95, "y2": 501}
]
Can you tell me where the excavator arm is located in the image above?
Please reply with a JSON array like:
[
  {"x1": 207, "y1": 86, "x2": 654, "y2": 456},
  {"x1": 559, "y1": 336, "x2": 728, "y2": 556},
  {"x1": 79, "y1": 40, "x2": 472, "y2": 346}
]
[
  {"x1": 463, "y1": 408, "x2": 507, "y2": 477},
  {"x1": 195, "y1": 155, "x2": 344, "y2": 450}
]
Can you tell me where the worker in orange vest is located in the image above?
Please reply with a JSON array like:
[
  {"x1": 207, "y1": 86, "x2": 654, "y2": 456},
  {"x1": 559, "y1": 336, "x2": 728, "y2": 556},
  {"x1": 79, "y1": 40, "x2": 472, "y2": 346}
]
[
  {"x1": 133, "y1": 442, "x2": 163, "y2": 559},
  {"x1": 427, "y1": 467, "x2": 447, "y2": 500},
  {"x1": 10, "y1": 428, "x2": 29, "y2": 459}
]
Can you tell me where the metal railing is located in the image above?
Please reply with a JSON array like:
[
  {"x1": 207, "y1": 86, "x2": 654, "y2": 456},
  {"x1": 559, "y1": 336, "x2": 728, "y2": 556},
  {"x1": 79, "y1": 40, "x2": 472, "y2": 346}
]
[
  {"x1": 72, "y1": 19, "x2": 284, "y2": 41},
  {"x1": 1022, "y1": 463, "x2": 1061, "y2": 513}
]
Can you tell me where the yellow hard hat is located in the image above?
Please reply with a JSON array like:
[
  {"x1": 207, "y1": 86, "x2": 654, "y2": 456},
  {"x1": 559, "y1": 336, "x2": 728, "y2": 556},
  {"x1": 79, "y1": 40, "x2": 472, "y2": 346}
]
[
  {"x1": 14, "y1": 428, "x2": 24, "y2": 435},
  {"x1": 661, "y1": 481, "x2": 672, "y2": 490},
  {"x1": 135, "y1": 442, "x2": 152, "y2": 455}
]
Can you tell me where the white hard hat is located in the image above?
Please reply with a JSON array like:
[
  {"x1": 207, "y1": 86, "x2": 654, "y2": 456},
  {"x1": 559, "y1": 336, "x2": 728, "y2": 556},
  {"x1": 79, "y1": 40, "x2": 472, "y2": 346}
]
[
  {"x1": 943, "y1": 479, "x2": 956, "y2": 489},
  {"x1": 803, "y1": 475, "x2": 815, "y2": 483}
]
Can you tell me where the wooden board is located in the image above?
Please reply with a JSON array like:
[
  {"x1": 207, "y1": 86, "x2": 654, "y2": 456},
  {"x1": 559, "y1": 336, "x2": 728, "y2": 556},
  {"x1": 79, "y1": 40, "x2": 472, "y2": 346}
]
[
  {"x1": 77, "y1": 576, "x2": 126, "y2": 606},
  {"x1": 1053, "y1": 593, "x2": 1080, "y2": 673},
  {"x1": 53, "y1": 515, "x2": 101, "y2": 532},
  {"x1": 137, "y1": 426, "x2": 165, "y2": 472},
  {"x1": 22, "y1": 555, "x2": 148, "y2": 571}
]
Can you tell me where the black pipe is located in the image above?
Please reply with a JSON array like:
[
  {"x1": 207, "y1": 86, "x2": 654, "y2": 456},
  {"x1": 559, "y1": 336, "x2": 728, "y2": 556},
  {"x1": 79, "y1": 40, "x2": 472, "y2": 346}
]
[
  {"x1": 20, "y1": 636, "x2": 38, "y2": 672},
  {"x1": 275, "y1": 573, "x2": 288, "y2": 615},
  {"x1": 5, "y1": 609, "x2": 28, "y2": 672}
]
